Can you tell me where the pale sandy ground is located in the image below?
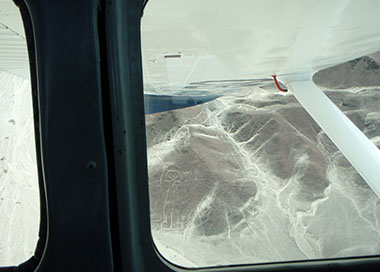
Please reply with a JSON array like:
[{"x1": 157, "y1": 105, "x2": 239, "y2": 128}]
[
  {"x1": 0, "y1": 71, "x2": 39, "y2": 266},
  {"x1": 148, "y1": 86, "x2": 380, "y2": 267}
]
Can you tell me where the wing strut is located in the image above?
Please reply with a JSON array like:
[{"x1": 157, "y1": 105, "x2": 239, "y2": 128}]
[{"x1": 280, "y1": 74, "x2": 380, "y2": 198}]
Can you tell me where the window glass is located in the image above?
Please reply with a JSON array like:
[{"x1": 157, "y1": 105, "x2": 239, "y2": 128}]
[
  {"x1": 0, "y1": 1, "x2": 39, "y2": 267},
  {"x1": 142, "y1": 0, "x2": 380, "y2": 267}
]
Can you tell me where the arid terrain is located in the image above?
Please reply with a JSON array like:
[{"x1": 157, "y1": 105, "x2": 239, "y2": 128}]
[{"x1": 146, "y1": 53, "x2": 380, "y2": 266}]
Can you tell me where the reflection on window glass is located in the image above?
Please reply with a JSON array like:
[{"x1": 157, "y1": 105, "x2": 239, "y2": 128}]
[
  {"x1": 0, "y1": 1, "x2": 39, "y2": 267},
  {"x1": 142, "y1": 0, "x2": 380, "y2": 267}
]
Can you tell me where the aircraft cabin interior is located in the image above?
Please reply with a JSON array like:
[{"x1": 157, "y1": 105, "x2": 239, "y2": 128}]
[{"x1": 1, "y1": 0, "x2": 380, "y2": 271}]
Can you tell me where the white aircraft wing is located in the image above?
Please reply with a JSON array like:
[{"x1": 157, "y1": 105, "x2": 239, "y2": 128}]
[
  {"x1": 0, "y1": 0, "x2": 29, "y2": 79},
  {"x1": 142, "y1": 0, "x2": 380, "y2": 87}
]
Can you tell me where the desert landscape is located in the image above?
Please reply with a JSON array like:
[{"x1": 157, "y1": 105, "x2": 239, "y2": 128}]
[{"x1": 146, "y1": 54, "x2": 380, "y2": 267}]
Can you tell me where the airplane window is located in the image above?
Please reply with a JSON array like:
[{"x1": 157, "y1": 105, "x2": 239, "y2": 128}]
[
  {"x1": 141, "y1": 0, "x2": 380, "y2": 268},
  {"x1": 0, "y1": 1, "x2": 39, "y2": 267}
]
